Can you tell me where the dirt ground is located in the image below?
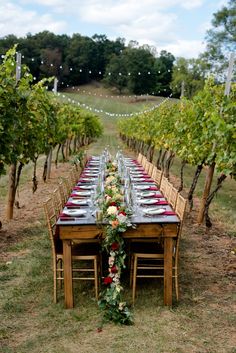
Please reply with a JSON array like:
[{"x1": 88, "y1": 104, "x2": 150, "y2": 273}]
[{"x1": 0, "y1": 162, "x2": 71, "y2": 259}]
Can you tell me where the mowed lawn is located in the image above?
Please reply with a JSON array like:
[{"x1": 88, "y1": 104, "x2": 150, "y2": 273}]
[{"x1": 0, "y1": 91, "x2": 236, "y2": 353}]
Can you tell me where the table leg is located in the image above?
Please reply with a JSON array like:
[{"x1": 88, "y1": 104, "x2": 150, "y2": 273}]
[
  {"x1": 63, "y1": 239, "x2": 74, "y2": 308},
  {"x1": 164, "y1": 237, "x2": 173, "y2": 306}
]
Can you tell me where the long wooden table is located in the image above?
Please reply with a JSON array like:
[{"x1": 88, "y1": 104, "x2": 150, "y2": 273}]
[{"x1": 57, "y1": 213, "x2": 180, "y2": 308}]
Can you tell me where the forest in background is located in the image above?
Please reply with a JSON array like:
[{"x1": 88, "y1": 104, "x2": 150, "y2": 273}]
[{"x1": 0, "y1": 0, "x2": 235, "y2": 98}]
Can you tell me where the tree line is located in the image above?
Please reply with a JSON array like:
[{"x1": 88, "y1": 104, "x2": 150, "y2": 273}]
[
  {"x1": 0, "y1": 32, "x2": 176, "y2": 96},
  {"x1": 0, "y1": 0, "x2": 234, "y2": 98}
]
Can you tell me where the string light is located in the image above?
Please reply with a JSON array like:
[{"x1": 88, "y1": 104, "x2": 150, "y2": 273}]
[
  {"x1": 0, "y1": 53, "x2": 174, "y2": 76},
  {"x1": 56, "y1": 90, "x2": 174, "y2": 118}
]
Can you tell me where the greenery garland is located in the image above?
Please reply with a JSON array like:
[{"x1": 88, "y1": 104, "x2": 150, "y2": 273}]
[{"x1": 97, "y1": 159, "x2": 134, "y2": 325}]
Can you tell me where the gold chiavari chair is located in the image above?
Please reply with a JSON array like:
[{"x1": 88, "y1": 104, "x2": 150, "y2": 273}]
[
  {"x1": 43, "y1": 198, "x2": 101, "y2": 302},
  {"x1": 130, "y1": 194, "x2": 187, "y2": 304},
  {"x1": 172, "y1": 193, "x2": 187, "y2": 300}
]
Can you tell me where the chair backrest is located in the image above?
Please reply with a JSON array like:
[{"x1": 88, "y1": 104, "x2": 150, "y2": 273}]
[
  {"x1": 69, "y1": 172, "x2": 75, "y2": 189},
  {"x1": 70, "y1": 167, "x2": 78, "y2": 185},
  {"x1": 144, "y1": 161, "x2": 151, "y2": 174},
  {"x1": 160, "y1": 176, "x2": 169, "y2": 195},
  {"x1": 141, "y1": 156, "x2": 147, "y2": 169},
  {"x1": 63, "y1": 177, "x2": 72, "y2": 196},
  {"x1": 152, "y1": 167, "x2": 163, "y2": 186},
  {"x1": 58, "y1": 180, "x2": 68, "y2": 205},
  {"x1": 43, "y1": 198, "x2": 58, "y2": 256},
  {"x1": 168, "y1": 185, "x2": 178, "y2": 210},
  {"x1": 52, "y1": 187, "x2": 63, "y2": 216},
  {"x1": 175, "y1": 193, "x2": 187, "y2": 221},
  {"x1": 137, "y1": 153, "x2": 143, "y2": 164},
  {"x1": 165, "y1": 181, "x2": 173, "y2": 201},
  {"x1": 147, "y1": 163, "x2": 154, "y2": 177}
]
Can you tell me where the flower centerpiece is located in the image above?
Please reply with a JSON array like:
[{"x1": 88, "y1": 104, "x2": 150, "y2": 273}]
[{"x1": 97, "y1": 158, "x2": 134, "y2": 325}]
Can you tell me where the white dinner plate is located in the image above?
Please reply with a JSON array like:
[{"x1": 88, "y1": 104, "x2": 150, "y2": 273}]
[
  {"x1": 83, "y1": 173, "x2": 98, "y2": 177},
  {"x1": 135, "y1": 185, "x2": 150, "y2": 190},
  {"x1": 78, "y1": 185, "x2": 94, "y2": 190},
  {"x1": 142, "y1": 208, "x2": 166, "y2": 215},
  {"x1": 130, "y1": 173, "x2": 144, "y2": 177},
  {"x1": 63, "y1": 209, "x2": 87, "y2": 217},
  {"x1": 139, "y1": 199, "x2": 158, "y2": 205},
  {"x1": 139, "y1": 191, "x2": 156, "y2": 198},
  {"x1": 80, "y1": 177, "x2": 95, "y2": 181},
  {"x1": 70, "y1": 199, "x2": 89, "y2": 205},
  {"x1": 132, "y1": 177, "x2": 146, "y2": 181},
  {"x1": 73, "y1": 191, "x2": 91, "y2": 196}
]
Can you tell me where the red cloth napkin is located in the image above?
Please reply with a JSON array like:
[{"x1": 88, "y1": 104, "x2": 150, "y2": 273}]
[
  {"x1": 59, "y1": 212, "x2": 75, "y2": 220},
  {"x1": 149, "y1": 186, "x2": 159, "y2": 191},
  {"x1": 140, "y1": 179, "x2": 154, "y2": 182},
  {"x1": 151, "y1": 194, "x2": 163, "y2": 198},
  {"x1": 65, "y1": 201, "x2": 81, "y2": 208},
  {"x1": 70, "y1": 193, "x2": 83, "y2": 198},
  {"x1": 73, "y1": 186, "x2": 83, "y2": 190},
  {"x1": 141, "y1": 200, "x2": 168, "y2": 205},
  {"x1": 163, "y1": 211, "x2": 176, "y2": 215},
  {"x1": 156, "y1": 201, "x2": 168, "y2": 205}
]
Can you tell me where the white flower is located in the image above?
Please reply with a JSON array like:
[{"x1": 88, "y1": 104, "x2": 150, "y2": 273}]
[
  {"x1": 113, "y1": 274, "x2": 120, "y2": 284},
  {"x1": 117, "y1": 213, "x2": 127, "y2": 224},
  {"x1": 108, "y1": 256, "x2": 115, "y2": 266},
  {"x1": 107, "y1": 206, "x2": 118, "y2": 215},
  {"x1": 119, "y1": 302, "x2": 126, "y2": 311}
]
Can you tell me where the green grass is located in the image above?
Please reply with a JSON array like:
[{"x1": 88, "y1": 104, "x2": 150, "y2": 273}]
[{"x1": 57, "y1": 83, "x2": 176, "y2": 119}]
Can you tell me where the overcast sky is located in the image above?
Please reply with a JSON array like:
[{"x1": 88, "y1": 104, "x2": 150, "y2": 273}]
[{"x1": 0, "y1": 0, "x2": 229, "y2": 58}]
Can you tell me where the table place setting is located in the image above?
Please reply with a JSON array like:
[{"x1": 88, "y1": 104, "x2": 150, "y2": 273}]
[
  {"x1": 56, "y1": 150, "x2": 180, "y2": 322},
  {"x1": 59, "y1": 208, "x2": 88, "y2": 221}
]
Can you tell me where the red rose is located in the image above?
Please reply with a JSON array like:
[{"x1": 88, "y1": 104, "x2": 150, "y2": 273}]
[
  {"x1": 103, "y1": 276, "x2": 113, "y2": 285},
  {"x1": 111, "y1": 242, "x2": 120, "y2": 251},
  {"x1": 119, "y1": 210, "x2": 126, "y2": 216},
  {"x1": 111, "y1": 265, "x2": 118, "y2": 273},
  {"x1": 110, "y1": 201, "x2": 117, "y2": 206}
]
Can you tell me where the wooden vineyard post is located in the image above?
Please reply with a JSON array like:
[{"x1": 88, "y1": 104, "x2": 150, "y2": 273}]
[
  {"x1": 197, "y1": 162, "x2": 215, "y2": 224},
  {"x1": 6, "y1": 52, "x2": 22, "y2": 219},
  {"x1": 46, "y1": 148, "x2": 53, "y2": 180},
  {"x1": 6, "y1": 163, "x2": 17, "y2": 220}
]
